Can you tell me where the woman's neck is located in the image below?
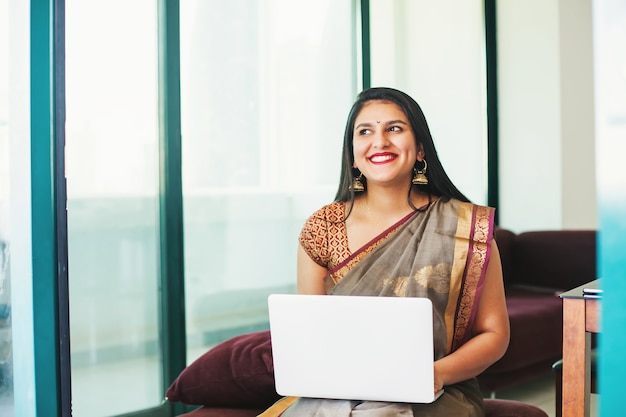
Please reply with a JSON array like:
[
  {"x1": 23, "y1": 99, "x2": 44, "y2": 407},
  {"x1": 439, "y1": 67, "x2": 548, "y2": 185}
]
[{"x1": 362, "y1": 185, "x2": 427, "y2": 213}]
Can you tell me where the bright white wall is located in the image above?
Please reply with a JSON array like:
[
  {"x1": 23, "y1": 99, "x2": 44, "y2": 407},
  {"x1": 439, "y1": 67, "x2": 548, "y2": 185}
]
[
  {"x1": 498, "y1": 0, "x2": 597, "y2": 232},
  {"x1": 558, "y1": 0, "x2": 596, "y2": 229}
]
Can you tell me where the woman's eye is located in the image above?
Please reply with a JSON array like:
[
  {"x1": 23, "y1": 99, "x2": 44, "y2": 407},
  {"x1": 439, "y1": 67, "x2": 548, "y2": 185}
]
[
  {"x1": 358, "y1": 128, "x2": 371, "y2": 135},
  {"x1": 389, "y1": 125, "x2": 402, "y2": 132}
]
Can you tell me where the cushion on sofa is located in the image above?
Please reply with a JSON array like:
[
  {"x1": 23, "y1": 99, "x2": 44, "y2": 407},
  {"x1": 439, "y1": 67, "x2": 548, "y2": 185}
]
[{"x1": 166, "y1": 330, "x2": 281, "y2": 408}]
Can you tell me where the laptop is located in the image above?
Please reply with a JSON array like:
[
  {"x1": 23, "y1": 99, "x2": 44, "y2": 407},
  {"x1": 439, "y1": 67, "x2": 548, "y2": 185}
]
[{"x1": 267, "y1": 293, "x2": 444, "y2": 403}]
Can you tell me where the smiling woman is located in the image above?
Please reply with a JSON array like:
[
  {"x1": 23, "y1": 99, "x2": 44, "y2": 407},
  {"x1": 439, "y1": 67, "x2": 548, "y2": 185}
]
[
  {"x1": 262, "y1": 87, "x2": 509, "y2": 417},
  {"x1": 351, "y1": 100, "x2": 419, "y2": 190}
]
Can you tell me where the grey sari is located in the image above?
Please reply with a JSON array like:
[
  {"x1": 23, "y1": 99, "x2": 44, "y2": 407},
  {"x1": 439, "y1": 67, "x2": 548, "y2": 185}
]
[{"x1": 260, "y1": 198, "x2": 496, "y2": 417}]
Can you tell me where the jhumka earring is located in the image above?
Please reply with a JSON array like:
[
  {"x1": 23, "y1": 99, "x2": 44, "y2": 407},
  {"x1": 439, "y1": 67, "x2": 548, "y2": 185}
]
[
  {"x1": 412, "y1": 160, "x2": 429, "y2": 185},
  {"x1": 349, "y1": 172, "x2": 365, "y2": 192}
]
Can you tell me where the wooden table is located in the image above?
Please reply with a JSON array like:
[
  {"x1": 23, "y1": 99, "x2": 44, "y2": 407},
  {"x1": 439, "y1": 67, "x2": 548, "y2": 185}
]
[{"x1": 560, "y1": 279, "x2": 601, "y2": 417}]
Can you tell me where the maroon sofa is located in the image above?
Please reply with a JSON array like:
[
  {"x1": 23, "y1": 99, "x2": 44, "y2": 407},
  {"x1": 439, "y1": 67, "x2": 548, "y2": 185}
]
[
  {"x1": 165, "y1": 228, "x2": 596, "y2": 416},
  {"x1": 477, "y1": 228, "x2": 597, "y2": 393}
]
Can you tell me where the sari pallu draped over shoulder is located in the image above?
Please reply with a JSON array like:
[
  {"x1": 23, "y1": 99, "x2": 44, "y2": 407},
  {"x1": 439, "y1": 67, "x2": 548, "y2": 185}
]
[
  {"x1": 327, "y1": 199, "x2": 495, "y2": 356},
  {"x1": 259, "y1": 198, "x2": 496, "y2": 417}
]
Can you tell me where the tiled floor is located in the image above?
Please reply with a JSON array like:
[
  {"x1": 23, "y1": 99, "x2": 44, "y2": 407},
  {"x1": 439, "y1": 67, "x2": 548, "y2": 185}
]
[{"x1": 494, "y1": 372, "x2": 599, "y2": 417}]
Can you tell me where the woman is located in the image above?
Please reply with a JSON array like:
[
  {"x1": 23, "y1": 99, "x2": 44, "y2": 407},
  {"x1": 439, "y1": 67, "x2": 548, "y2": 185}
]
[{"x1": 261, "y1": 87, "x2": 509, "y2": 417}]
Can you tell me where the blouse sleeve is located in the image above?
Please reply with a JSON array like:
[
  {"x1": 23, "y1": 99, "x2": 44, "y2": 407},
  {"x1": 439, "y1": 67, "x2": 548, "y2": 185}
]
[{"x1": 298, "y1": 207, "x2": 331, "y2": 268}]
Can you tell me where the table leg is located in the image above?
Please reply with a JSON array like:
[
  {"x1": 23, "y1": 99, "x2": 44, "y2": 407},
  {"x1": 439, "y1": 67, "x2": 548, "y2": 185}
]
[{"x1": 562, "y1": 298, "x2": 591, "y2": 417}]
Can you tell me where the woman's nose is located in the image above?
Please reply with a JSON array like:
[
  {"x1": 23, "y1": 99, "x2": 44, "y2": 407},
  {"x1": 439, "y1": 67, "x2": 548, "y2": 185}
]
[{"x1": 372, "y1": 131, "x2": 390, "y2": 148}]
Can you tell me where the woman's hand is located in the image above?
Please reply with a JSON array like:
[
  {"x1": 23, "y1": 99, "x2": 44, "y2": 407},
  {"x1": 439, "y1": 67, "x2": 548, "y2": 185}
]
[{"x1": 434, "y1": 367, "x2": 444, "y2": 393}]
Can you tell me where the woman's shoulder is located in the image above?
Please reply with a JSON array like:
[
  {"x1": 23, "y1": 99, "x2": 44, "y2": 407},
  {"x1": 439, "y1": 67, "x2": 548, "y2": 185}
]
[
  {"x1": 438, "y1": 198, "x2": 496, "y2": 242},
  {"x1": 430, "y1": 198, "x2": 495, "y2": 233},
  {"x1": 436, "y1": 197, "x2": 494, "y2": 212},
  {"x1": 306, "y1": 201, "x2": 346, "y2": 223}
]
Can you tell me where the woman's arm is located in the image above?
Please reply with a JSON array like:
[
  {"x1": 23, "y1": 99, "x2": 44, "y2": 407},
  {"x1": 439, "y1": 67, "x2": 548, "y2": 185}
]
[
  {"x1": 433, "y1": 240, "x2": 510, "y2": 391},
  {"x1": 297, "y1": 243, "x2": 328, "y2": 295}
]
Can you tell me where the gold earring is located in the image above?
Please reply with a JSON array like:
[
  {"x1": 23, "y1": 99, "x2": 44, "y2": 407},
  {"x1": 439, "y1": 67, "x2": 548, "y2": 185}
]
[
  {"x1": 412, "y1": 159, "x2": 428, "y2": 185},
  {"x1": 349, "y1": 172, "x2": 365, "y2": 192}
]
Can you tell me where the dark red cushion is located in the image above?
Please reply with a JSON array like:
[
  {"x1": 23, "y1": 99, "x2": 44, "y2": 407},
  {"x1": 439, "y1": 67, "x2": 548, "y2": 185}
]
[{"x1": 166, "y1": 330, "x2": 281, "y2": 408}]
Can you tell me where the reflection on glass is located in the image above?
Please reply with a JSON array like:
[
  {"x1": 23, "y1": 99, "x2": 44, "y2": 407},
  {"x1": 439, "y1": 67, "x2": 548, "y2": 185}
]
[
  {"x1": 180, "y1": 0, "x2": 356, "y2": 361},
  {"x1": 65, "y1": 1, "x2": 161, "y2": 416},
  {"x1": 0, "y1": 0, "x2": 14, "y2": 414}
]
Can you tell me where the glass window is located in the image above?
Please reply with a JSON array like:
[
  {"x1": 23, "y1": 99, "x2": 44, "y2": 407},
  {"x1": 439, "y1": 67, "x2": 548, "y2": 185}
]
[
  {"x1": 65, "y1": 1, "x2": 161, "y2": 416},
  {"x1": 0, "y1": 1, "x2": 13, "y2": 414},
  {"x1": 180, "y1": 0, "x2": 357, "y2": 360}
]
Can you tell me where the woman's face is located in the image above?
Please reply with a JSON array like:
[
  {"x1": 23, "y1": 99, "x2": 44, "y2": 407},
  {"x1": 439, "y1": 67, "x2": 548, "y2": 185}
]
[{"x1": 352, "y1": 100, "x2": 422, "y2": 188}]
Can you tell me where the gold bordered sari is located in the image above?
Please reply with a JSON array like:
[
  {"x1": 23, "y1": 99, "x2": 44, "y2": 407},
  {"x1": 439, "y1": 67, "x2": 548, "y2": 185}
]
[{"x1": 259, "y1": 198, "x2": 495, "y2": 417}]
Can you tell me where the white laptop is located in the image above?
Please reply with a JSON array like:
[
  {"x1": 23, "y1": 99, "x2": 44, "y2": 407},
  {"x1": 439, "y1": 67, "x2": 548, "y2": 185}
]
[{"x1": 267, "y1": 294, "x2": 444, "y2": 403}]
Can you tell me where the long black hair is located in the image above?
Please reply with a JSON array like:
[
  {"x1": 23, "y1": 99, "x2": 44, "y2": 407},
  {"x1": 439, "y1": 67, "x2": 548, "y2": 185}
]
[{"x1": 334, "y1": 87, "x2": 470, "y2": 204}]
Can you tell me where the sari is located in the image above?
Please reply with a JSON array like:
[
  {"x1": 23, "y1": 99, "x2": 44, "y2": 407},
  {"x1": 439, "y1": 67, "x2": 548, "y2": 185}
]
[{"x1": 260, "y1": 197, "x2": 496, "y2": 417}]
